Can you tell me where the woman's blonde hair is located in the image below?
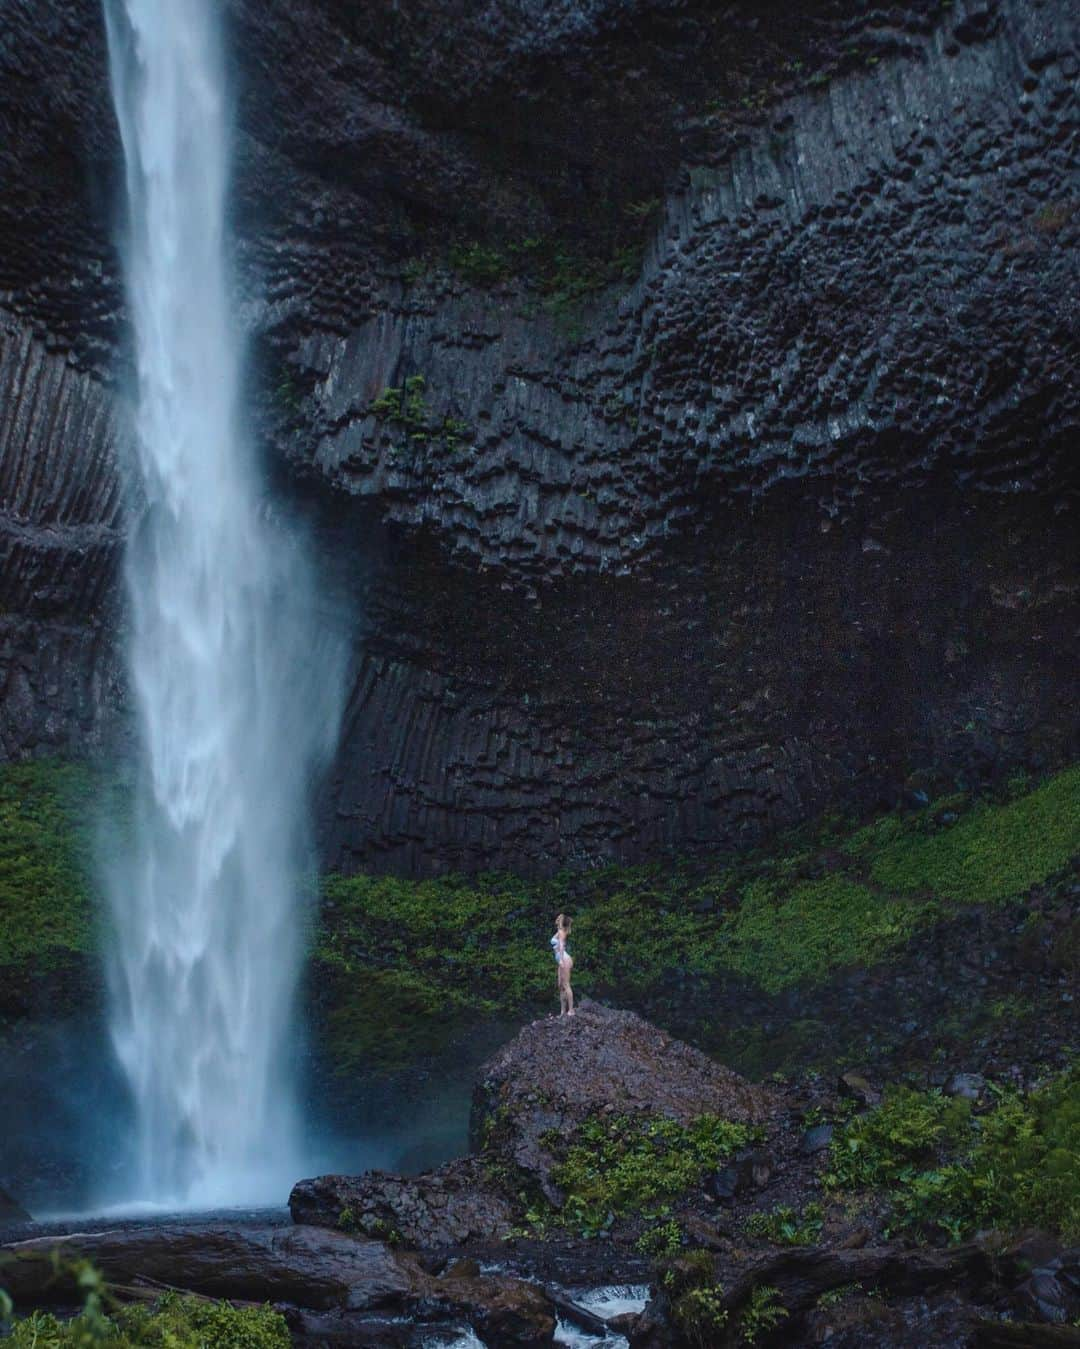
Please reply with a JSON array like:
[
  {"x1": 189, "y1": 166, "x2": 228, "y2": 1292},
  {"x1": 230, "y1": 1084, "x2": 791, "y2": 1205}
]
[{"x1": 556, "y1": 913, "x2": 572, "y2": 933}]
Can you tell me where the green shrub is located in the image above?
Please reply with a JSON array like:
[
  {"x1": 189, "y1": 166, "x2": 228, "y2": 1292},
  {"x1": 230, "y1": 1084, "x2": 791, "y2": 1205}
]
[
  {"x1": 553, "y1": 1113, "x2": 756, "y2": 1235},
  {"x1": 635, "y1": 1218, "x2": 684, "y2": 1256},
  {"x1": 674, "y1": 1283, "x2": 728, "y2": 1347},
  {"x1": 8, "y1": 1291, "x2": 289, "y2": 1348},
  {"x1": 740, "y1": 1285, "x2": 788, "y2": 1345},
  {"x1": 825, "y1": 1068, "x2": 1080, "y2": 1242},
  {"x1": 823, "y1": 1087, "x2": 971, "y2": 1191},
  {"x1": 367, "y1": 375, "x2": 473, "y2": 457}
]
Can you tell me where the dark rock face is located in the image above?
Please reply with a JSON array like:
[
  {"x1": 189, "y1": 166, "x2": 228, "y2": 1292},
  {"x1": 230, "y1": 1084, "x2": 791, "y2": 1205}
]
[
  {"x1": 3, "y1": 1223, "x2": 416, "y2": 1310},
  {"x1": 0, "y1": 0, "x2": 1076, "y2": 871}
]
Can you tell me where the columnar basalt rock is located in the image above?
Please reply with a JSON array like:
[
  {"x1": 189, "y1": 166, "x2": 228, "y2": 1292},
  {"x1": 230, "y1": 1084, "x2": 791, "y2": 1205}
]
[
  {"x1": 0, "y1": 311, "x2": 126, "y2": 758},
  {"x1": 0, "y1": 0, "x2": 1076, "y2": 871}
]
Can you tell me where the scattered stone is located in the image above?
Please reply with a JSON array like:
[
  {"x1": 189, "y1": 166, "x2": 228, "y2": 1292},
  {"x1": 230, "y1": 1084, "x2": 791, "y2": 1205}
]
[
  {"x1": 946, "y1": 1072, "x2": 987, "y2": 1101},
  {"x1": 801, "y1": 1123, "x2": 834, "y2": 1154},
  {"x1": 1019, "y1": 1252, "x2": 1080, "y2": 1325},
  {"x1": 838, "y1": 1071, "x2": 882, "y2": 1107}
]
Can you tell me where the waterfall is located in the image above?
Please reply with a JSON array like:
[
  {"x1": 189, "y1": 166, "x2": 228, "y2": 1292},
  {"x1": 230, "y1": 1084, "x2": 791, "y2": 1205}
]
[{"x1": 103, "y1": 0, "x2": 343, "y2": 1206}]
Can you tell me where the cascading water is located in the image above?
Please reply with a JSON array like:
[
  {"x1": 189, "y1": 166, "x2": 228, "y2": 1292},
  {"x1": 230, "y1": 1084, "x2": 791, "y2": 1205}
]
[{"x1": 103, "y1": 0, "x2": 344, "y2": 1206}]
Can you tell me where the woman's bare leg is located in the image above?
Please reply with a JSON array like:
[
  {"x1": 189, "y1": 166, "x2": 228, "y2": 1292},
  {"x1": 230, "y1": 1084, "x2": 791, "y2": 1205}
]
[{"x1": 563, "y1": 958, "x2": 574, "y2": 1016}]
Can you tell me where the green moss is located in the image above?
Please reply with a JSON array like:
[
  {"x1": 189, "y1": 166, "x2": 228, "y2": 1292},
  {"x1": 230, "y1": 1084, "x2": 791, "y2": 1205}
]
[
  {"x1": 718, "y1": 876, "x2": 929, "y2": 994},
  {"x1": 859, "y1": 765, "x2": 1080, "y2": 903},
  {"x1": 312, "y1": 764, "x2": 1080, "y2": 1073},
  {"x1": 446, "y1": 233, "x2": 643, "y2": 311},
  {"x1": 319, "y1": 965, "x2": 477, "y2": 1073},
  {"x1": 0, "y1": 760, "x2": 100, "y2": 969}
]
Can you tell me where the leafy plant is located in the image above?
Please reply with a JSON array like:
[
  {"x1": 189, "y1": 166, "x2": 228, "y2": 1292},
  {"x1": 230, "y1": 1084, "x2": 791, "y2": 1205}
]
[
  {"x1": 635, "y1": 1218, "x2": 684, "y2": 1256},
  {"x1": 367, "y1": 375, "x2": 473, "y2": 460},
  {"x1": 552, "y1": 1112, "x2": 756, "y2": 1236},
  {"x1": 675, "y1": 1283, "x2": 728, "y2": 1347},
  {"x1": 4, "y1": 1262, "x2": 288, "y2": 1348},
  {"x1": 825, "y1": 1068, "x2": 1080, "y2": 1243},
  {"x1": 744, "y1": 1202, "x2": 824, "y2": 1246},
  {"x1": 740, "y1": 1285, "x2": 788, "y2": 1344}
]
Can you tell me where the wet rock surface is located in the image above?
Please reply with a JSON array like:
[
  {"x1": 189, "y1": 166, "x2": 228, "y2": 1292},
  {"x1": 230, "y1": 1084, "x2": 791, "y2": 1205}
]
[{"x1": 8, "y1": 1006, "x2": 1080, "y2": 1345}]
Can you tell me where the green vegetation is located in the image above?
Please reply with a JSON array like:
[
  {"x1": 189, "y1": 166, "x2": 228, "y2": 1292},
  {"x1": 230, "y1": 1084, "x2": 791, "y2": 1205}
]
[
  {"x1": 824, "y1": 1067, "x2": 1080, "y2": 1242},
  {"x1": 368, "y1": 374, "x2": 472, "y2": 458},
  {"x1": 0, "y1": 760, "x2": 104, "y2": 969},
  {"x1": 740, "y1": 1285, "x2": 789, "y2": 1345},
  {"x1": 544, "y1": 1112, "x2": 756, "y2": 1237},
  {"x1": 659, "y1": 1251, "x2": 727, "y2": 1348},
  {"x1": 310, "y1": 762, "x2": 1078, "y2": 1071},
  {"x1": 663, "y1": 1257, "x2": 788, "y2": 1348},
  {"x1": 635, "y1": 1218, "x2": 685, "y2": 1257},
  {"x1": 2, "y1": 1261, "x2": 288, "y2": 1349},
  {"x1": 853, "y1": 765, "x2": 1080, "y2": 904},
  {"x1": 722, "y1": 876, "x2": 929, "y2": 994},
  {"x1": 443, "y1": 234, "x2": 644, "y2": 318},
  {"x1": 4, "y1": 759, "x2": 1077, "y2": 1079},
  {"x1": 674, "y1": 1282, "x2": 728, "y2": 1347},
  {"x1": 338, "y1": 1206, "x2": 402, "y2": 1245},
  {"x1": 744, "y1": 1201, "x2": 824, "y2": 1246}
]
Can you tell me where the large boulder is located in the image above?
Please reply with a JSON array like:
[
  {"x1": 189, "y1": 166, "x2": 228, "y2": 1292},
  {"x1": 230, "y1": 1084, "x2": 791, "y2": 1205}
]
[{"x1": 471, "y1": 1001, "x2": 774, "y2": 1200}]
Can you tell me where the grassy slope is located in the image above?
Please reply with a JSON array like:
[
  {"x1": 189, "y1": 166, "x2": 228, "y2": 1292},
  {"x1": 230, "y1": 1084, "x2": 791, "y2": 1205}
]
[
  {"x1": 315, "y1": 763, "x2": 1080, "y2": 1069},
  {"x1": 2, "y1": 758, "x2": 1077, "y2": 1067}
]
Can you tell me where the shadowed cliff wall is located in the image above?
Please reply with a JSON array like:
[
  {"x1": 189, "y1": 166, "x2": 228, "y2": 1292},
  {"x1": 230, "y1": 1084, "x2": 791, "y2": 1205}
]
[{"x1": 0, "y1": 0, "x2": 1075, "y2": 871}]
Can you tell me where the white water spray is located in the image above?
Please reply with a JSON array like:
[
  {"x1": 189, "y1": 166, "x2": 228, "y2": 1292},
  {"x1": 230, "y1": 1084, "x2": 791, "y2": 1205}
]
[{"x1": 103, "y1": 0, "x2": 343, "y2": 1206}]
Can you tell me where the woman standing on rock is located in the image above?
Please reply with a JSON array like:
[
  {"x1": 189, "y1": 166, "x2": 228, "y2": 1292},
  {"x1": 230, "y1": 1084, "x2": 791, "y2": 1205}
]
[{"x1": 551, "y1": 914, "x2": 574, "y2": 1017}]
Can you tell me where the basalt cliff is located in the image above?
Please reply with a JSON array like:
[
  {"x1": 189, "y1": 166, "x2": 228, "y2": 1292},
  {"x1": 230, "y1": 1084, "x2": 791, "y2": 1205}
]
[{"x1": 1, "y1": 0, "x2": 1077, "y2": 874}]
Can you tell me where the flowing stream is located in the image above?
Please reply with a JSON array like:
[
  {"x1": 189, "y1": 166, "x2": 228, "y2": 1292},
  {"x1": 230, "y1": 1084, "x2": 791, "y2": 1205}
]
[{"x1": 103, "y1": 0, "x2": 343, "y2": 1206}]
